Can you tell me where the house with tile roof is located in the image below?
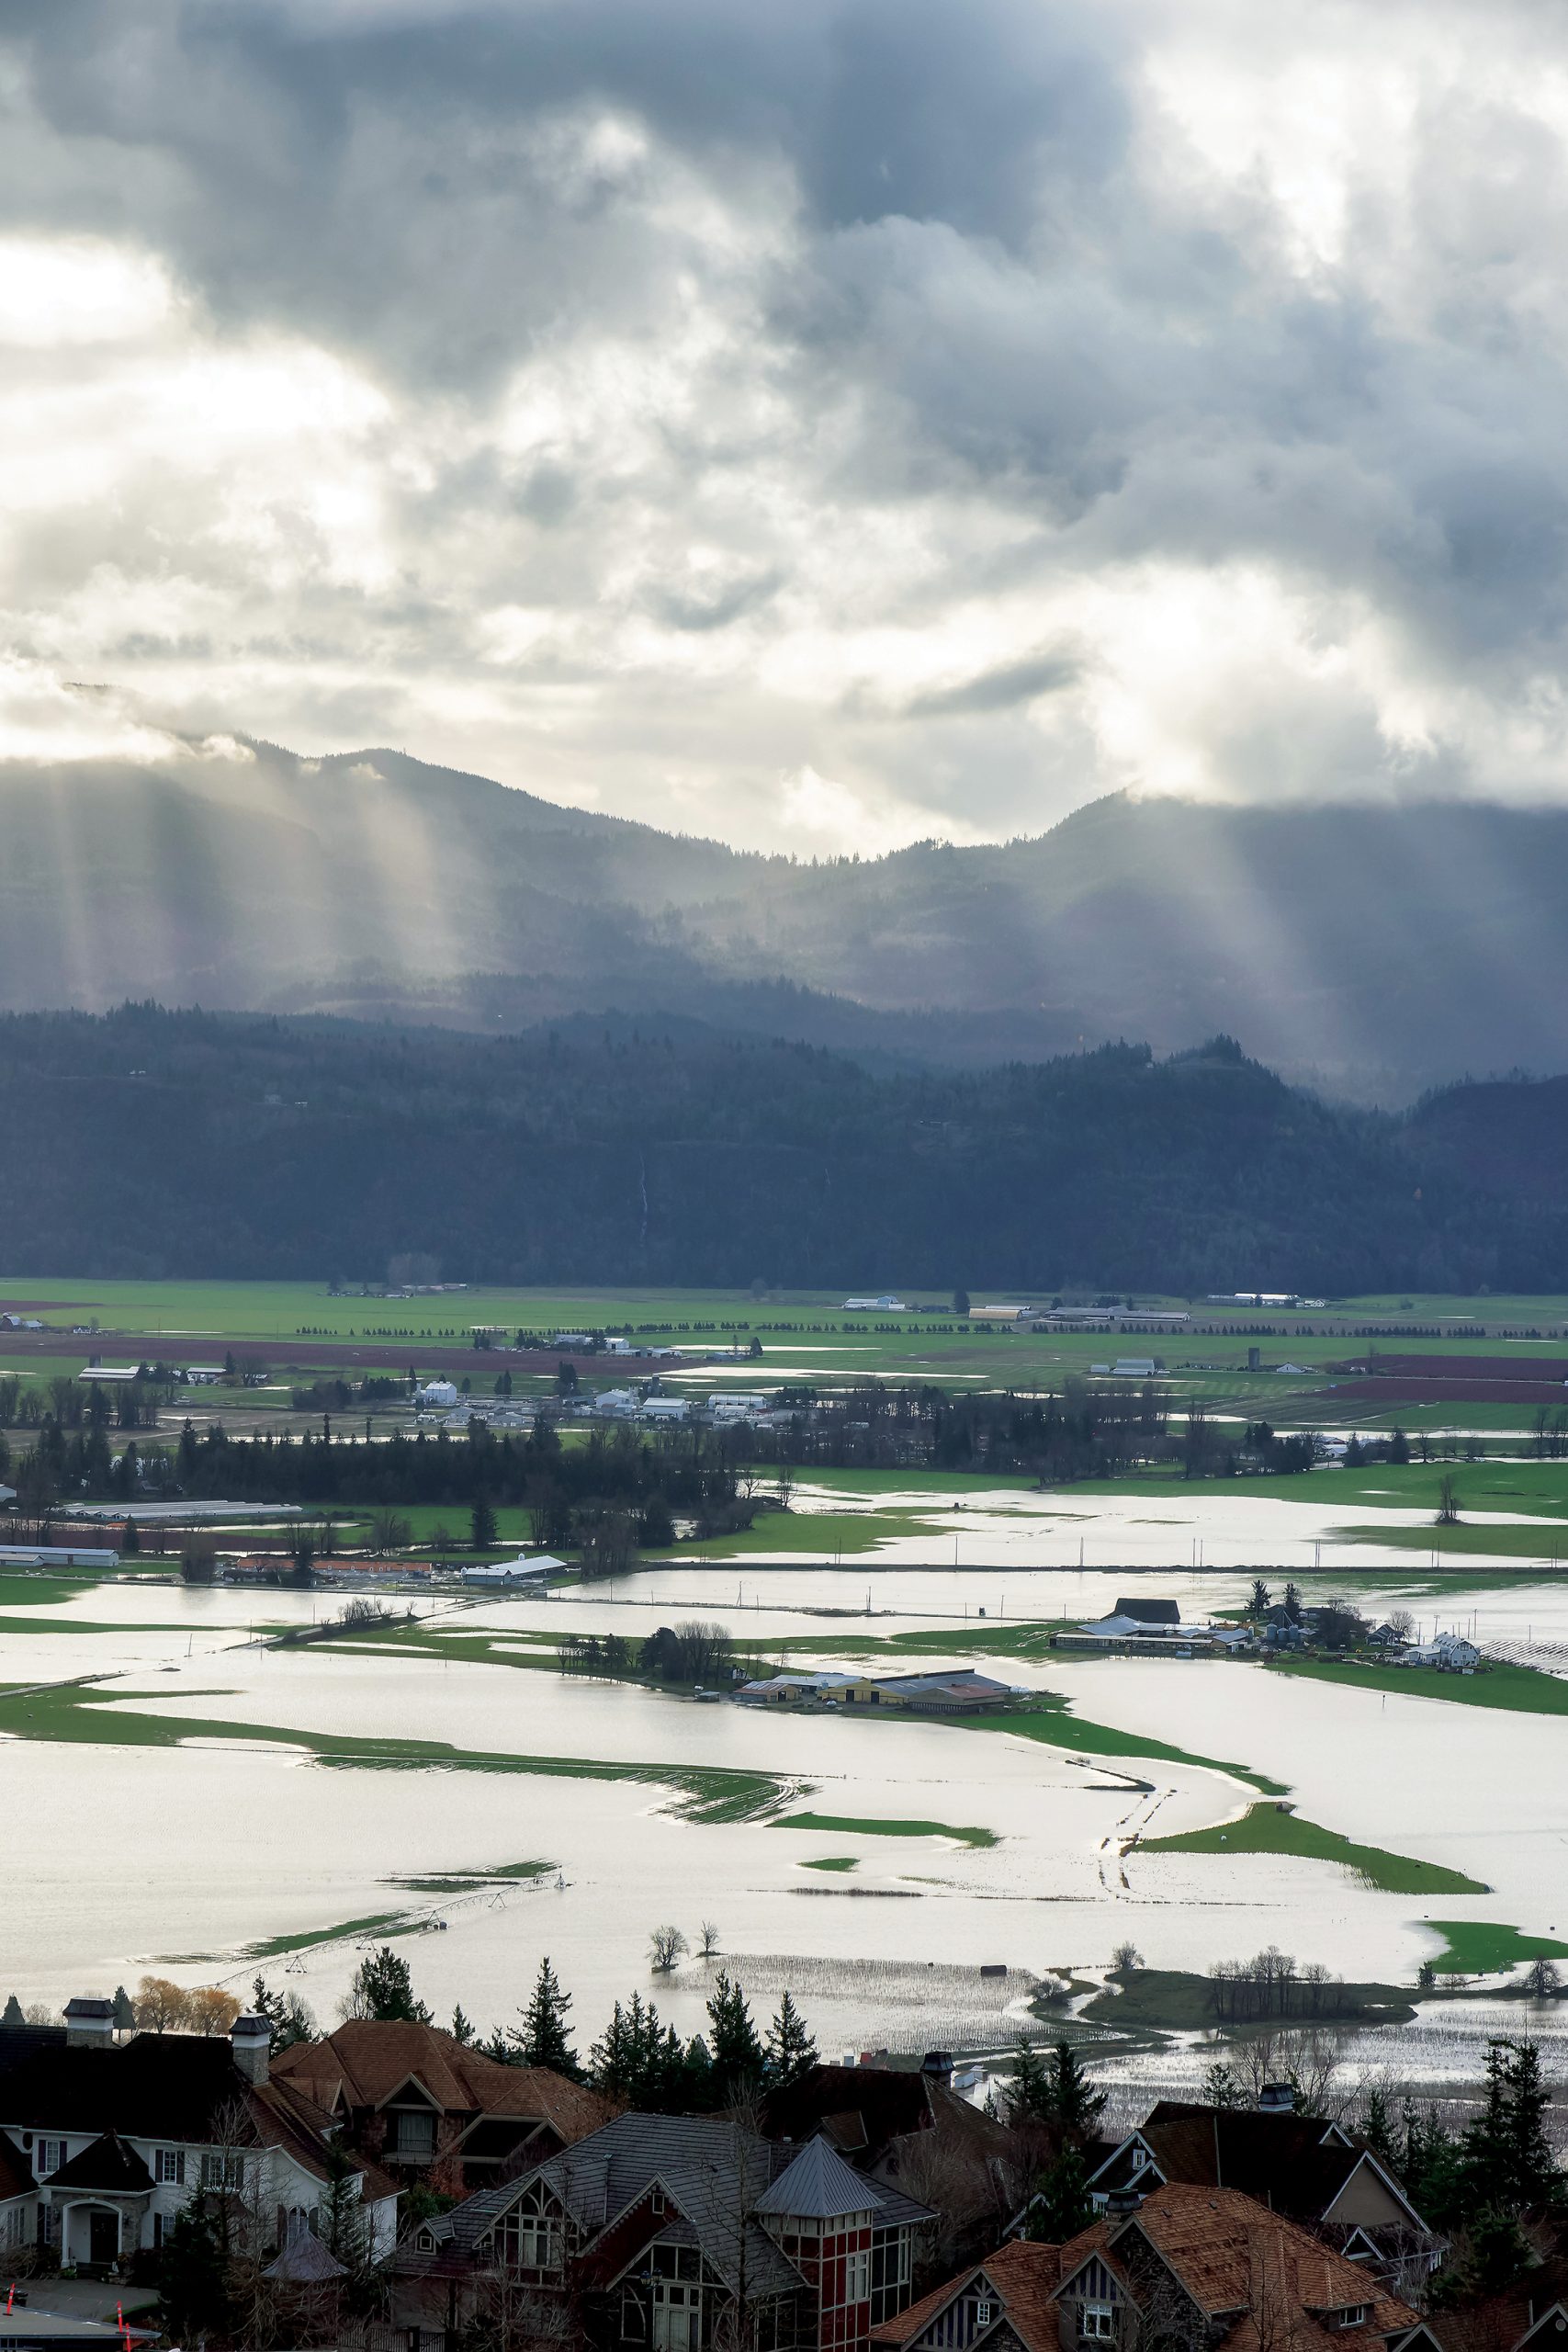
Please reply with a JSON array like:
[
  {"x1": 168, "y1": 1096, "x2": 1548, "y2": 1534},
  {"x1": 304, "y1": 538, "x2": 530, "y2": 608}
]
[
  {"x1": 874, "y1": 2183, "x2": 1420, "y2": 2352},
  {"x1": 272, "y1": 2018, "x2": 613, "y2": 2192},
  {"x1": 0, "y1": 2010, "x2": 397, "y2": 2272},
  {"x1": 394, "y1": 2112, "x2": 932, "y2": 2352}
]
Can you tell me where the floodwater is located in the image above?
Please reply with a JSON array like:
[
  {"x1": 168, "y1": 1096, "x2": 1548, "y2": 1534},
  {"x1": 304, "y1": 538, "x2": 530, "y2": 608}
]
[{"x1": 2, "y1": 1554, "x2": 1565, "y2": 2078}]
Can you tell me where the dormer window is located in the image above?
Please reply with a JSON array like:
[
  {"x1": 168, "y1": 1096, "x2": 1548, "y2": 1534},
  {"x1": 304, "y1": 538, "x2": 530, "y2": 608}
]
[
  {"x1": 1130, "y1": 2147, "x2": 1146, "y2": 2174},
  {"x1": 650, "y1": 2189, "x2": 667, "y2": 2216},
  {"x1": 976, "y1": 2301, "x2": 995, "y2": 2327}
]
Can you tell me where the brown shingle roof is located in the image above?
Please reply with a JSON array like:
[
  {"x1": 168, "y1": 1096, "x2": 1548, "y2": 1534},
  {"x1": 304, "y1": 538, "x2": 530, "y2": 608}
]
[
  {"x1": 274, "y1": 2023, "x2": 611, "y2": 2143},
  {"x1": 872, "y1": 2233, "x2": 1087, "y2": 2352},
  {"x1": 1097, "y1": 2185, "x2": 1417, "y2": 2335}
]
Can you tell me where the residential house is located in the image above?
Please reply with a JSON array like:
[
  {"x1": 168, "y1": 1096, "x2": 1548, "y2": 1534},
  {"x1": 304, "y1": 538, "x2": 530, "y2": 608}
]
[
  {"x1": 1394, "y1": 2256, "x2": 1568, "y2": 2352},
  {"x1": 1083, "y1": 2098, "x2": 1437, "y2": 2282},
  {"x1": 875, "y1": 2182, "x2": 1419, "y2": 2352},
  {"x1": 0, "y1": 2007, "x2": 398, "y2": 2271},
  {"x1": 394, "y1": 2112, "x2": 931, "y2": 2352},
  {"x1": 273, "y1": 2020, "x2": 612, "y2": 2194},
  {"x1": 762, "y1": 2057, "x2": 1019, "y2": 2265}
]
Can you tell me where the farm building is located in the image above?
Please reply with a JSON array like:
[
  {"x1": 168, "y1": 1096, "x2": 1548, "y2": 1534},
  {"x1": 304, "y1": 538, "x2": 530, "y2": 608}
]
[{"x1": 737, "y1": 1668, "x2": 1018, "y2": 1713}]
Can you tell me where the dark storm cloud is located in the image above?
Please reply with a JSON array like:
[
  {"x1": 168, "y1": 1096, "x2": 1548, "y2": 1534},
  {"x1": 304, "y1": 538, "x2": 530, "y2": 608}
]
[{"x1": 1, "y1": 0, "x2": 1567, "y2": 844}]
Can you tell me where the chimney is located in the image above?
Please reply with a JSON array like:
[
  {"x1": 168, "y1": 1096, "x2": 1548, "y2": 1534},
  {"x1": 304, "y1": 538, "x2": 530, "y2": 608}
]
[
  {"x1": 230, "y1": 2013, "x2": 272, "y2": 2086},
  {"x1": 63, "y1": 1997, "x2": 116, "y2": 2051},
  {"x1": 1258, "y1": 2081, "x2": 1296, "y2": 2115},
  {"x1": 919, "y1": 2050, "x2": 955, "y2": 2089},
  {"x1": 1106, "y1": 2188, "x2": 1145, "y2": 2218}
]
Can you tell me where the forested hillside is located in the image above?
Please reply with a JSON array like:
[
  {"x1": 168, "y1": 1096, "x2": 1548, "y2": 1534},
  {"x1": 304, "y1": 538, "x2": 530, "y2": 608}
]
[
  {"x1": 0, "y1": 1006, "x2": 1558, "y2": 1292},
  {"x1": 6, "y1": 744, "x2": 1568, "y2": 1095}
]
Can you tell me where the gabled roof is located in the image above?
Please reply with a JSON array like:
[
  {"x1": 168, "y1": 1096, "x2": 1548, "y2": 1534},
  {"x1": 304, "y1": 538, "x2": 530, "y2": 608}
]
[
  {"x1": 1409, "y1": 2257, "x2": 1568, "y2": 2352},
  {"x1": 872, "y1": 2234, "x2": 1087, "y2": 2352},
  {"x1": 47, "y1": 2130, "x2": 155, "y2": 2192},
  {"x1": 273, "y1": 2023, "x2": 611, "y2": 2144},
  {"x1": 755, "y1": 2135, "x2": 880, "y2": 2221},
  {"x1": 1091, "y1": 2105, "x2": 1424, "y2": 2232},
  {"x1": 761, "y1": 2064, "x2": 1010, "y2": 2171},
  {"x1": 1082, "y1": 2185, "x2": 1418, "y2": 2336},
  {"x1": 435, "y1": 2110, "x2": 926, "y2": 2306},
  {"x1": 0, "y1": 2027, "x2": 365, "y2": 2193}
]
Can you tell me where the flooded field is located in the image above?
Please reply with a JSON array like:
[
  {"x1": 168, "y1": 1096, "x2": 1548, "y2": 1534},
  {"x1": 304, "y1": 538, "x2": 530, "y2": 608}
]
[{"x1": 4, "y1": 1541, "x2": 1566, "y2": 2083}]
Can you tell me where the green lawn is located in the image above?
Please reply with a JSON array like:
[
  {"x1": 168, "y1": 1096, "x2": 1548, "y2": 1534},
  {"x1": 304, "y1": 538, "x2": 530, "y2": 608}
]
[{"x1": 1136, "y1": 1800, "x2": 1487, "y2": 1894}]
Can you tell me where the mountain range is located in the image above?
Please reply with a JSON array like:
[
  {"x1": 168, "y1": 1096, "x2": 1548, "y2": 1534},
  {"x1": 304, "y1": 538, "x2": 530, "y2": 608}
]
[{"x1": 8, "y1": 741, "x2": 1568, "y2": 1098}]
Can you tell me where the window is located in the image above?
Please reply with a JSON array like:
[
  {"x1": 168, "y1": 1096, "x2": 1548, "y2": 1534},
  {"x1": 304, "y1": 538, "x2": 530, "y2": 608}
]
[
  {"x1": 651, "y1": 2280, "x2": 702, "y2": 2352},
  {"x1": 845, "y1": 2248, "x2": 871, "y2": 2304},
  {"x1": 390, "y1": 2110, "x2": 435, "y2": 2160},
  {"x1": 1082, "y1": 2308, "x2": 1116, "y2": 2340},
  {"x1": 200, "y1": 2152, "x2": 243, "y2": 2191},
  {"x1": 496, "y1": 2207, "x2": 562, "y2": 2274},
  {"x1": 650, "y1": 2189, "x2": 667, "y2": 2215},
  {"x1": 36, "y1": 2141, "x2": 65, "y2": 2177},
  {"x1": 976, "y1": 2303, "x2": 995, "y2": 2327},
  {"x1": 154, "y1": 2148, "x2": 186, "y2": 2185},
  {"x1": 1130, "y1": 2147, "x2": 1146, "y2": 2174}
]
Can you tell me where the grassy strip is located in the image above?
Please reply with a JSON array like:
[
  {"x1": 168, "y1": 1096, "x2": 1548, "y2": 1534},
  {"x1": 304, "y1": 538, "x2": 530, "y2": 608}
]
[
  {"x1": 0, "y1": 1679, "x2": 794, "y2": 1824},
  {"x1": 773, "y1": 1810, "x2": 997, "y2": 1849},
  {"x1": 801, "y1": 1856, "x2": 858, "y2": 1873},
  {"x1": 1269, "y1": 1656, "x2": 1568, "y2": 1717},
  {"x1": 1425, "y1": 1921, "x2": 1568, "y2": 1975},
  {"x1": 1136, "y1": 1800, "x2": 1486, "y2": 1894},
  {"x1": 959, "y1": 1699, "x2": 1289, "y2": 1794}
]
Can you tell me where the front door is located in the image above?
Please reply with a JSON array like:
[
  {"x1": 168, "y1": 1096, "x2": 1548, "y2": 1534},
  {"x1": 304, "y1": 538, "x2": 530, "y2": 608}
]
[{"x1": 88, "y1": 2209, "x2": 118, "y2": 2266}]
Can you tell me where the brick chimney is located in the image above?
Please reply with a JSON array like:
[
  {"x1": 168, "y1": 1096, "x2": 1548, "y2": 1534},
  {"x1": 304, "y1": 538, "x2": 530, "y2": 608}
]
[
  {"x1": 63, "y1": 1997, "x2": 116, "y2": 2051},
  {"x1": 230, "y1": 2013, "x2": 272, "y2": 2086}
]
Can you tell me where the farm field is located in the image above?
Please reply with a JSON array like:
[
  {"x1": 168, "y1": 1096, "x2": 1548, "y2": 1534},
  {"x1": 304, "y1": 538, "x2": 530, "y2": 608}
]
[{"x1": 1, "y1": 1545, "x2": 1566, "y2": 2086}]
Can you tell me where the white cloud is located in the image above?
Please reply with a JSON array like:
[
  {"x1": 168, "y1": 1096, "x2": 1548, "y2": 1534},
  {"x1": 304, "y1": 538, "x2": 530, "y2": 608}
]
[{"x1": 0, "y1": 0, "x2": 1565, "y2": 847}]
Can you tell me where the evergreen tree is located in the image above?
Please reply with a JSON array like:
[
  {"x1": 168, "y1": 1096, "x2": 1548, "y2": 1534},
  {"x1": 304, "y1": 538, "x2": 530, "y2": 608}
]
[
  {"x1": 705, "y1": 1973, "x2": 765, "y2": 2098},
  {"x1": 0, "y1": 1994, "x2": 22, "y2": 2030},
  {"x1": 344, "y1": 1944, "x2": 430, "y2": 2024},
  {"x1": 1249, "y1": 1578, "x2": 1270, "y2": 1615},
  {"x1": 1001, "y1": 2040, "x2": 1051, "y2": 2126},
  {"x1": 1360, "y1": 2086, "x2": 1397, "y2": 2165},
  {"x1": 158, "y1": 2191, "x2": 234, "y2": 2340},
  {"x1": 1462, "y1": 2040, "x2": 1559, "y2": 2215},
  {"x1": 470, "y1": 1497, "x2": 498, "y2": 1549},
  {"x1": 1046, "y1": 2041, "x2": 1107, "y2": 2141},
  {"x1": 1025, "y1": 2146, "x2": 1095, "y2": 2240},
  {"x1": 1283, "y1": 1581, "x2": 1303, "y2": 1624},
  {"x1": 250, "y1": 1975, "x2": 316, "y2": 2050},
  {"x1": 120, "y1": 1516, "x2": 141, "y2": 1555},
  {"x1": 512, "y1": 1957, "x2": 580, "y2": 2079},
  {"x1": 451, "y1": 2005, "x2": 476, "y2": 2046},
  {"x1": 764, "y1": 1991, "x2": 818, "y2": 2090}
]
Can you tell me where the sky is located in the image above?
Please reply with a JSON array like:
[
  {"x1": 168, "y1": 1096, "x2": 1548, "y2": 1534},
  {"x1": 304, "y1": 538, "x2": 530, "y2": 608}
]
[{"x1": 2, "y1": 0, "x2": 1567, "y2": 854}]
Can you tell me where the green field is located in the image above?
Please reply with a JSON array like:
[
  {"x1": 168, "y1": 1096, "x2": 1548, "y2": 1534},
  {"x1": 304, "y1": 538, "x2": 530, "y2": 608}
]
[
  {"x1": 6, "y1": 1276, "x2": 1568, "y2": 1410},
  {"x1": 1135, "y1": 1800, "x2": 1487, "y2": 1894},
  {"x1": 773, "y1": 1811, "x2": 997, "y2": 1849},
  {"x1": 1423, "y1": 1921, "x2": 1568, "y2": 1974}
]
